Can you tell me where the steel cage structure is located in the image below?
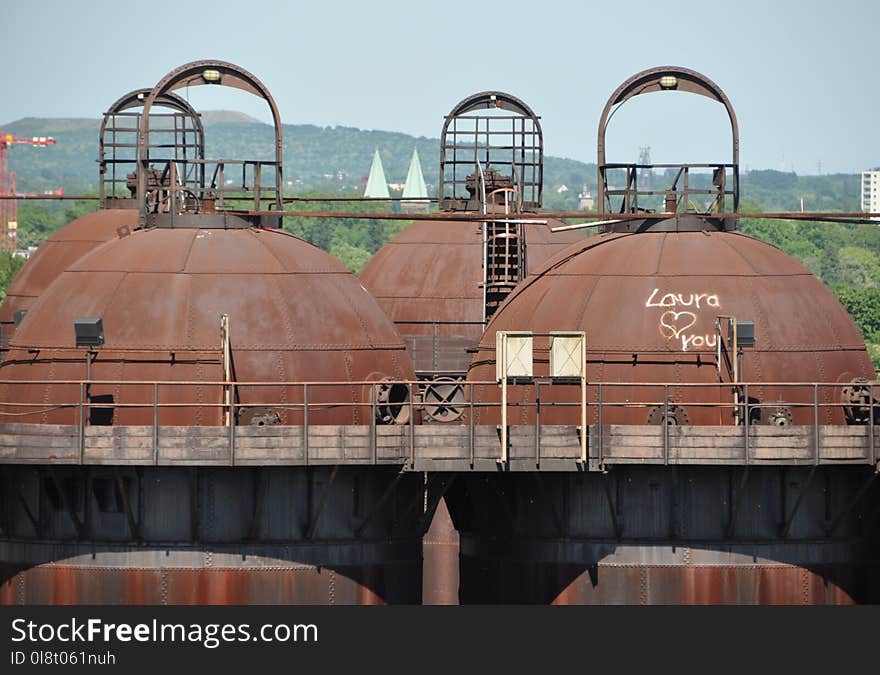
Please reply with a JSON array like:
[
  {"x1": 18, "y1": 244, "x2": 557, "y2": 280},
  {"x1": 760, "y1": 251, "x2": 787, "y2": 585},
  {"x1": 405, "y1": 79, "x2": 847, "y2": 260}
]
[
  {"x1": 597, "y1": 66, "x2": 740, "y2": 218},
  {"x1": 136, "y1": 60, "x2": 284, "y2": 228},
  {"x1": 439, "y1": 91, "x2": 543, "y2": 212},
  {"x1": 99, "y1": 89, "x2": 205, "y2": 207}
]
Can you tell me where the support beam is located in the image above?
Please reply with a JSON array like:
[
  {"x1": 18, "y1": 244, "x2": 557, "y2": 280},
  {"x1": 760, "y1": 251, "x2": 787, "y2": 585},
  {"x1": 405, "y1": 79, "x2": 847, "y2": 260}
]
[
  {"x1": 355, "y1": 469, "x2": 405, "y2": 538},
  {"x1": 306, "y1": 466, "x2": 339, "y2": 541},
  {"x1": 189, "y1": 468, "x2": 199, "y2": 543},
  {"x1": 47, "y1": 467, "x2": 85, "y2": 540},
  {"x1": 602, "y1": 474, "x2": 623, "y2": 539},
  {"x1": 725, "y1": 466, "x2": 751, "y2": 539},
  {"x1": 779, "y1": 465, "x2": 818, "y2": 539},
  {"x1": 113, "y1": 467, "x2": 141, "y2": 542},
  {"x1": 247, "y1": 468, "x2": 268, "y2": 541},
  {"x1": 825, "y1": 472, "x2": 879, "y2": 537},
  {"x1": 531, "y1": 473, "x2": 563, "y2": 537}
]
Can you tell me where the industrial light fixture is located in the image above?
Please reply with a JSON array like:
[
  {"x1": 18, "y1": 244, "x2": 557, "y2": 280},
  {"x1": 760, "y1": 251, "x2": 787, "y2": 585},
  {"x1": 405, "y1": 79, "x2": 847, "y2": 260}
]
[
  {"x1": 659, "y1": 75, "x2": 678, "y2": 90},
  {"x1": 729, "y1": 319, "x2": 755, "y2": 349},
  {"x1": 74, "y1": 318, "x2": 104, "y2": 348},
  {"x1": 202, "y1": 69, "x2": 221, "y2": 83}
]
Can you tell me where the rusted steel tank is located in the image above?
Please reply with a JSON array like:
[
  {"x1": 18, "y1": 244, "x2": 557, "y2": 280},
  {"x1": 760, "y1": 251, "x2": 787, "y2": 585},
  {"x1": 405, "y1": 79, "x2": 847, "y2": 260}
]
[
  {"x1": 457, "y1": 67, "x2": 880, "y2": 604},
  {"x1": 468, "y1": 226, "x2": 874, "y2": 426},
  {"x1": 0, "y1": 209, "x2": 135, "y2": 326},
  {"x1": 362, "y1": 220, "x2": 580, "y2": 344},
  {"x1": 0, "y1": 61, "x2": 423, "y2": 605},
  {"x1": 0, "y1": 226, "x2": 415, "y2": 426},
  {"x1": 361, "y1": 91, "x2": 581, "y2": 376},
  {"x1": 0, "y1": 88, "x2": 205, "y2": 330}
]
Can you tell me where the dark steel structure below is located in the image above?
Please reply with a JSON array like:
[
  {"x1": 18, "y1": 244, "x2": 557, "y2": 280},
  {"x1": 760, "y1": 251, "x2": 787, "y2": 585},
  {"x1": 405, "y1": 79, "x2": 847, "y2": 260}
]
[
  {"x1": 0, "y1": 465, "x2": 424, "y2": 604},
  {"x1": 451, "y1": 467, "x2": 880, "y2": 604}
]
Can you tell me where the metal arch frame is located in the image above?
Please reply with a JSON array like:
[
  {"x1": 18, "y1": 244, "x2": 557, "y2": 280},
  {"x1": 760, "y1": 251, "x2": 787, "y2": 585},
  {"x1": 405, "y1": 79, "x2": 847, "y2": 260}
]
[
  {"x1": 439, "y1": 90, "x2": 544, "y2": 211},
  {"x1": 98, "y1": 88, "x2": 205, "y2": 207},
  {"x1": 136, "y1": 60, "x2": 284, "y2": 224},
  {"x1": 596, "y1": 66, "x2": 740, "y2": 214}
]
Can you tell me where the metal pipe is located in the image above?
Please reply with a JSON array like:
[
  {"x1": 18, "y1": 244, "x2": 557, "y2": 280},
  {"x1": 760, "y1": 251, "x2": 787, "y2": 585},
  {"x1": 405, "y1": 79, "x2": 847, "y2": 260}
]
[
  {"x1": 306, "y1": 465, "x2": 338, "y2": 541},
  {"x1": 302, "y1": 383, "x2": 309, "y2": 465},
  {"x1": 535, "y1": 380, "x2": 541, "y2": 469},
  {"x1": 814, "y1": 383, "x2": 820, "y2": 465},
  {"x1": 228, "y1": 383, "x2": 236, "y2": 467},
  {"x1": 152, "y1": 383, "x2": 159, "y2": 466},
  {"x1": 663, "y1": 384, "x2": 669, "y2": 465}
]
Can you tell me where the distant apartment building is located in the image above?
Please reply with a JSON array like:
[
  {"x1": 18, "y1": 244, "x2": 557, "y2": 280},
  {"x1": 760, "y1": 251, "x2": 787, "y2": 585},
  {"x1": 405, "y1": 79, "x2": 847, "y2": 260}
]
[{"x1": 862, "y1": 169, "x2": 880, "y2": 220}]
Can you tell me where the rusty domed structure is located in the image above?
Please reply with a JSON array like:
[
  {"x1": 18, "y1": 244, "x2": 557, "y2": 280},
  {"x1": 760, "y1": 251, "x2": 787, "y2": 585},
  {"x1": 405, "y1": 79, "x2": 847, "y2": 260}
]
[
  {"x1": 453, "y1": 67, "x2": 880, "y2": 605},
  {"x1": 361, "y1": 92, "x2": 581, "y2": 381},
  {"x1": 0, "y1": 88, "x2": 204, "y2": 329},
  {"x1": 0, "y1": 61, "x2": 423, "y2": 606}
]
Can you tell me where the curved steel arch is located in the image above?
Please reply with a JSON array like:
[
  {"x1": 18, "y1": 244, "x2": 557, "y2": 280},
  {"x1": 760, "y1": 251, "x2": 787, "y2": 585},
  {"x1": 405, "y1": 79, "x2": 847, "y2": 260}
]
[
  {"x1": 444, "y1": 90, "x2": 542, "y2": 121},
  {"x1": 99, "y1": 88, "x2": 205, "y2": 206},
  {"x1": 439, "y1": 90, "x2": 544, "y2": 211},
  {"x1": 596, "y1": 66, "x2": 739, "y2": 213},
  {"x1": 136, "y1": 60, "x2": 283, "y2": 221}
]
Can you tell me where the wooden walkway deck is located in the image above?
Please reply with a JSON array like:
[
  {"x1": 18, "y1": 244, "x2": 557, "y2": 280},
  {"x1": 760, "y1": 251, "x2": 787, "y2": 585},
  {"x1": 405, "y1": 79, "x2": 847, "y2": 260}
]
[{"x1": 0, "y1": 423, "x2": 876, "y2": 472}]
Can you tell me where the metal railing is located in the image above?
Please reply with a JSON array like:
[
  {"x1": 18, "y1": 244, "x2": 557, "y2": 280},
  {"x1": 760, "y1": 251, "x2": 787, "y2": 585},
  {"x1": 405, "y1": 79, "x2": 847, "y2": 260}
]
[
  {"x1": 600, "y1": 162, "x2": 739, "y2": 215},
  {"x1": 144, "y1": 158, "x2": 281, "y2": 215},
  {"x1": 0, "y1": 378, "x2": 876, "y2": 470}
]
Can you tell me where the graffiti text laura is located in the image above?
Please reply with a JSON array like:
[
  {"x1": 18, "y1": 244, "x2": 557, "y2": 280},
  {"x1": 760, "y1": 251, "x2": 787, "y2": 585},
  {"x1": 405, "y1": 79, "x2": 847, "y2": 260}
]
[{"x1": 645, "y1": 288, "x2": 720, "y2": 310}]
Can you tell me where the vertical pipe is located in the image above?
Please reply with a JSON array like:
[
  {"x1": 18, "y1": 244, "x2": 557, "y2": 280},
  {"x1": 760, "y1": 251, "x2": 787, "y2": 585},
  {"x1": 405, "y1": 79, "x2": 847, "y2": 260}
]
[
  {"x1": 500, "y1": 334, "x2": 508, "y2": 466},
  {"x1": 814, "y1": 383, "x2": 820, "y2": 465},
  {"x1": 229, "y1": 383, "x2": 236, "y2": 467},
  {"x1": 303, "y1": 383, "x2": 309, "y2": 465},
  {"x1": 408, "y1": 382, "x2": 415, "y2": 467},
  {"x1": 152, "y1": 382, "x2": 159, "y2": 466},
  {"x1": 743, "y1": 383, "x2": 750, "y2": 465},
  {"x1": 663, "y1": 384, "x2": 669, "y2": 465},
  {"x1": 370, "y1": 384, "x2": 377, "y2": 465},
  {"x1": 598, "y1": 383, "x2": 604, "y2": 469},
  {"x1": 869, "y1": 382, "x2": 875, "y2": 469},
  {"x1": 535, "y1": 380, "x2": 541, "y2": 469},
  {"x1": 580, "y1": 335, "x2": 587, "y2": 466},
  {"x1": 421, "y1": 496, "x2": 460, "y2": 605},
  {"x1": 78, "y1": 382, "x2": 84, "y2": 464},
  {"x1": 469, "y1": 382, "x2": 475, "y2": 470}
]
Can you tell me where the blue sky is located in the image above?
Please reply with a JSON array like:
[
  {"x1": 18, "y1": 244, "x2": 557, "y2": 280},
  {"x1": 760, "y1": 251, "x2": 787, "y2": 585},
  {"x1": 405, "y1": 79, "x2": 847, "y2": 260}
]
[{"x1": 2, "y1": 0, "x2": 877, "y2": 173}]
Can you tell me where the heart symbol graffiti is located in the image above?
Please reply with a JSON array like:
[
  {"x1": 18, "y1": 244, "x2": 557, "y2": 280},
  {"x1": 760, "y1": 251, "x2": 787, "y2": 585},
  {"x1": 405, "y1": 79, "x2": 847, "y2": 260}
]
[{"x1": 659, "y1": 311, "x2": 697, "y2": 340}]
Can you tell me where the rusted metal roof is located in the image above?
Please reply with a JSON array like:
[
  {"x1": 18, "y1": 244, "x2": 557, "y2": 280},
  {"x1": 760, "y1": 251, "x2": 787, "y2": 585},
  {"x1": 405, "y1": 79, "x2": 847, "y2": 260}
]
[
  {"x1": 1, "y1": 226, "x2": 415, "y2": 426},
  {"x1": 468, "y1": 228, "x2": 875, "y2": 425},
  {"x1": 361, "y1": 220, "x2": 583, "y2": 338},
  {"x1": 0, "y1": 209, "x2": 136, "y2": 324}
]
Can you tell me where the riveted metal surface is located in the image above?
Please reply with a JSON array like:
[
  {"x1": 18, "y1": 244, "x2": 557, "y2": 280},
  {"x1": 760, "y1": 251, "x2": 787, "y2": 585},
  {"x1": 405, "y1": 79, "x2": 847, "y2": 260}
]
[
  {"x1": 461, "y1": 559, "x2": 873, "y2": 604},
  {"x1": 467, "y1": 230, "x2": 874, "y2": 425},
  {"x1": 0, "y1": 210, "x2": 137, "y2": 325},
  {"x1": 1, "y1": 564, "x2": 421, "y2": 605},
  {"x1": 361, "y1": 221, "x2": 582, "y2": 339},
  {"x1": 0, "y1": 227, "x2": 415, "y2": 425}
]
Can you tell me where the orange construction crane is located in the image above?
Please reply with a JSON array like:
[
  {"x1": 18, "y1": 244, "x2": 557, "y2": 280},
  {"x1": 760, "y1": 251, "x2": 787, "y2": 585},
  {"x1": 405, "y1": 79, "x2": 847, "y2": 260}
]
[{"x1": 0, "y1": 131, "x2": 59, "y2": 251}]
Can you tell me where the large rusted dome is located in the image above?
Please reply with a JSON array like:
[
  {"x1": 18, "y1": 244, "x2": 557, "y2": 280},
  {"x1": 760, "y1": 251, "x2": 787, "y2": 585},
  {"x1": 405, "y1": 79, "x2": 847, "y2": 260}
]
[
  {"x1": 0, "y1": 209, "x2": 134, "y2": 324},
  {"x1": 1, "y1": 226, "x2": 414, "y2": 425},
  {"x1": 468, "y1": 228, "x2": 874, "y2": 425},
  {"x1": 361, "y1": 221, "x2": 581, "y2": 338}
]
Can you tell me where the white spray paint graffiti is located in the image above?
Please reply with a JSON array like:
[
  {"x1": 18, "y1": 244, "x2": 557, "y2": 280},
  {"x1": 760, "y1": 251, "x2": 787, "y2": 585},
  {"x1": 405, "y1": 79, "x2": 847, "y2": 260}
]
[{"x1": 645, "y1": 288, "x2": 721, "y2": 351}]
